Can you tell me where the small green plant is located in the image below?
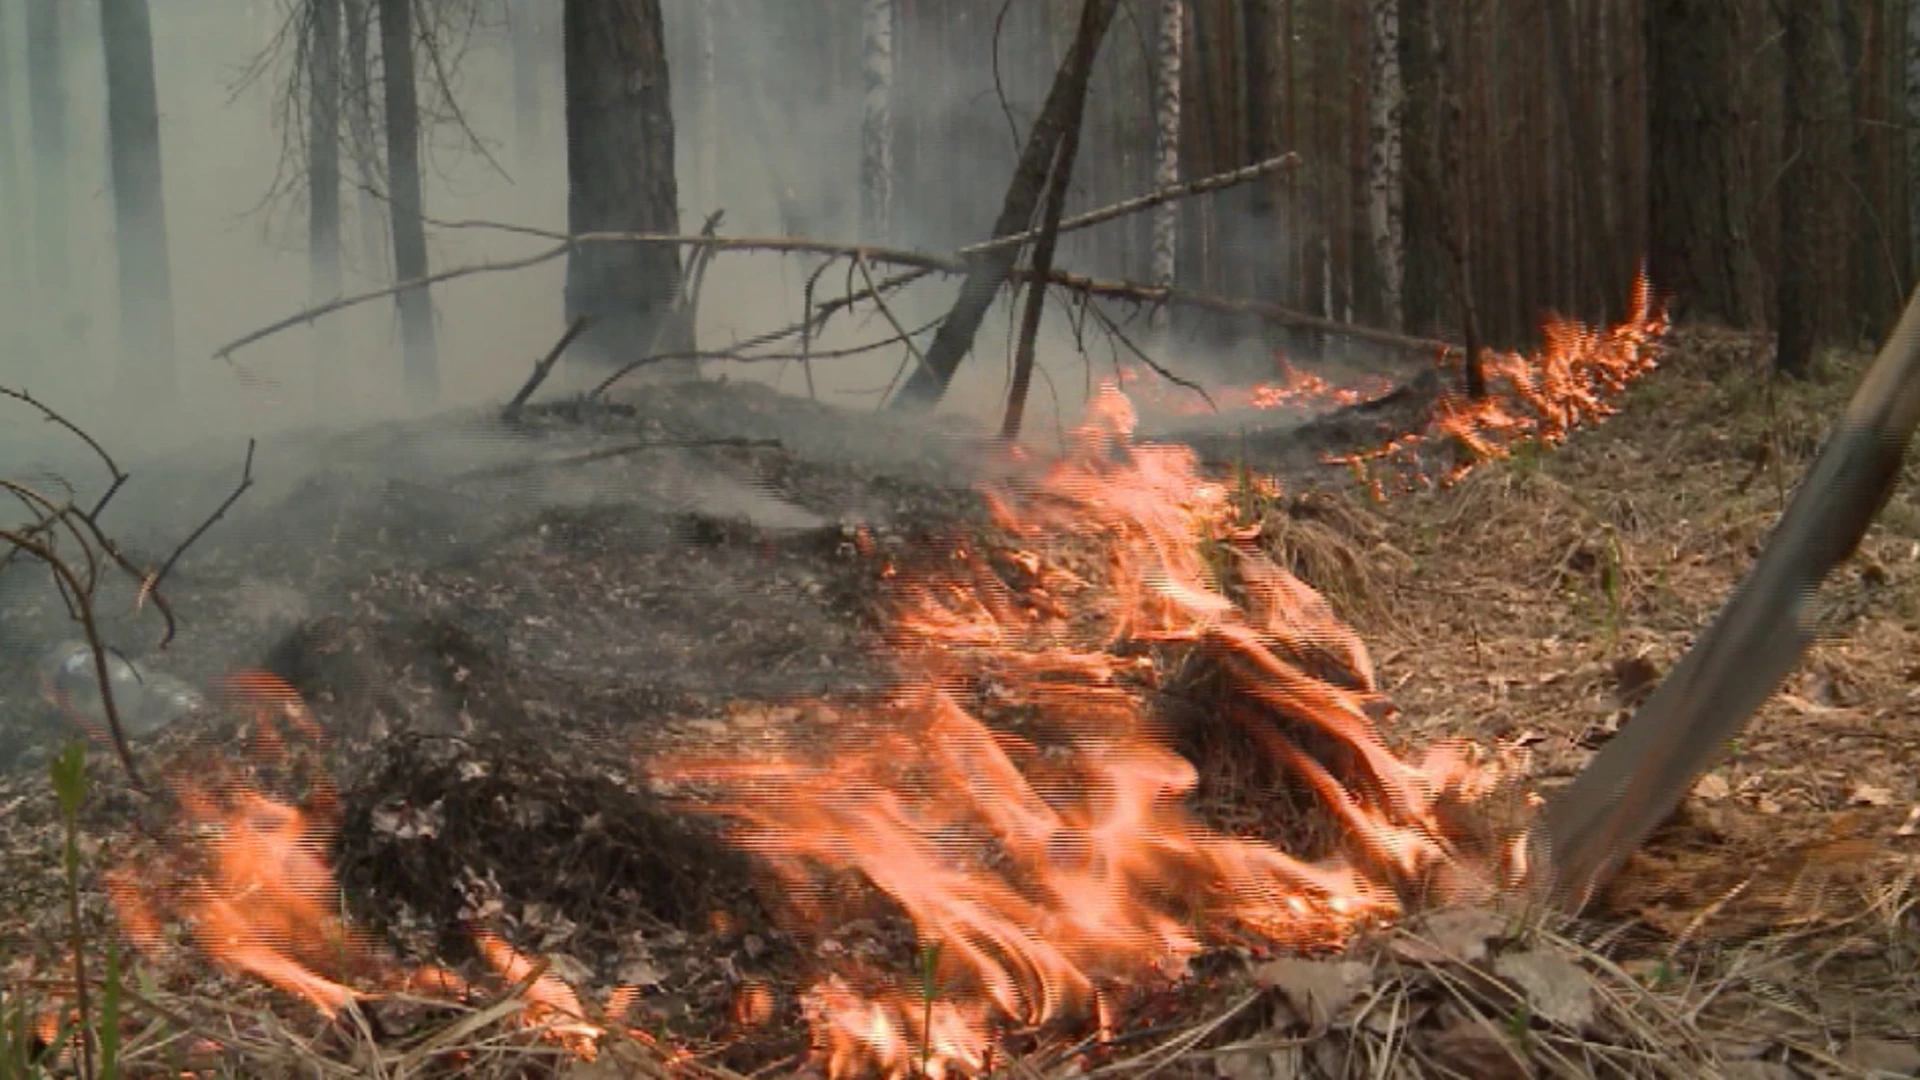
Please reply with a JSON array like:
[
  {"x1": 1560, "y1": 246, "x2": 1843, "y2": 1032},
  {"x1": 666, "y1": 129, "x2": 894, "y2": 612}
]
[{"x1": 916, "y1": 940, "x2": 946, "y2": 1077}]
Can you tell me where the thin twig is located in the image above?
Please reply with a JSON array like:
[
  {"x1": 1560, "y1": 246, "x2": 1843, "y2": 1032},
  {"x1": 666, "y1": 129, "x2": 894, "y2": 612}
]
[
  {"x1": 1082, "y1": 301, "x2": 1218, "y2": 412},
  {"x1": 140, "y1": 440, "x2": 257, "y2": 630},
  {"x1": 1, "y1": 385, "x2": 131, "y2": 517},
  {"x1": 502, "y1": 315, "x2": 592, "y2": 422}
]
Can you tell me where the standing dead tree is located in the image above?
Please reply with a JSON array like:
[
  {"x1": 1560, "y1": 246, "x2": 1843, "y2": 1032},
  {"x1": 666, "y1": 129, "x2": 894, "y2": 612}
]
[
  {"x1": 885, "y1": 0, "x2": 1120, "y2": 412},
  {"x1": 379, "y1": 0, "x2": 440, "y2": 409},
  {"x1": 308, "y1": 0, "x2": 346, "y2": 399}
]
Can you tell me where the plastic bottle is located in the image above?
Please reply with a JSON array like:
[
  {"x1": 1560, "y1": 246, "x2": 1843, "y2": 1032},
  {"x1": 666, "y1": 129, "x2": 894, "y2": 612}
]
[{"x1": 37, "y1": 640, "x2": 205, "y2": 739}]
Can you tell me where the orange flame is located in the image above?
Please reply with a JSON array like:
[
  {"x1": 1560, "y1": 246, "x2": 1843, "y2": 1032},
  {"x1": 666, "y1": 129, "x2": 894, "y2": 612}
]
[
  {"x1": 660, "y1": 386, "x2": 1514, "y2": 1076},
  {"x1": 1330, "y1": 270, "x2": 1671, "y2": 496}
]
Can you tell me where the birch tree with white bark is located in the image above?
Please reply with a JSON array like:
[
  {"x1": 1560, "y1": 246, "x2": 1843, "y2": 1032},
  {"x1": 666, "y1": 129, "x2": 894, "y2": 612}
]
[
  {"x1": 1151, "y1": 0, "x2": 1182, "y2": 333},
  {"x1": 1367, "y1": 0, "x2": 1404, "y2": 330},
  {"x1": 860, "y1": 0, "x2": 893, "y2": 243}
]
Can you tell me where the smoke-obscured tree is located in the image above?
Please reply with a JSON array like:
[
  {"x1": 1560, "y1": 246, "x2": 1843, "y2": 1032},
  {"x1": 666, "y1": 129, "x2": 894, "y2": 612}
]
[
  {"x1": 1149, "y1": 0, "x2": 1181, "y2": 334},
  {"x1": 0, "y1": 0, "x2": 25, "y2": 340},
  {"x1": 1646, "y1": 0, "x2": 1764, "y2": 328},
  {"x1": 1777, "y1": 0, "x2": 1853, "y2": 376},
  {"x1": 342, "y1": 0, "x2": 385, "y2": 276},
  {"x1": 25, "y1": 0, "x2": 68, "y2": 319},
  {"x1": 100, "y1": 0, "x2": 178, "y2": 403},
  {"x1": 511, "y1": 0, "x2": 542, "y2": 169},
  {"x1": 695, "y1": 0, "x2": 718, "y2": 214},
  {"x1": 1243, "y1": 0, "x2": 1284, "y2": 317},
  {"x1": 563, "y1": 0, "x2": 693, "y2": 379},
  {"x1": 1366, "y1": 0, "x2": 1404, "y2": 330},
  {"x1": 859, "y1": 0, "x2": 892, "y2": 243},
  {"x1": 308, "y1": 0, "x2": 345, "y2": 396},
  {"x1": 886, "y1": 0, "x2": 1119, "y2": 412},
  {"x1": 378, "y1": 0, "x2": 439, "y2": 408}
]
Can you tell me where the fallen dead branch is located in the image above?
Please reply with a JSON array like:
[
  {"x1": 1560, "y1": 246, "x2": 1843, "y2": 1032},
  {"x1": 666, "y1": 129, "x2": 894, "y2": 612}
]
[{"x1": 500, "y1": 315, "x2": 591, "y2": 422}]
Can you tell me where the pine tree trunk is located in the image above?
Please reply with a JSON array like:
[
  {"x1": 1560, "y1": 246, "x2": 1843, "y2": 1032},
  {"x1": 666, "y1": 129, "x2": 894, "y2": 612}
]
[
  {"x1": 25, "y1": 0, "x2": 68, "y2": 316},
  {"x1": 379, "y1": 0, "x2": 439, "y2": 408},
  {"x1": 1778, "y1": 0, "x2": 1853, "y2": 375},
  {"x1": 1908, "y1": 0, "x2": 1920, "y2": 286},
  {"x1": 1399, "y1": 0, "x2": 1446, "y2": 337},
  {"x1": 309, "y1": 0, "x2": 345, "y2": 395},
  {"x1": 696, "y1": 0, "x2": 718, "y2": 214},
  {"x1": 100, "y1": 0, "x2": 177, "y2": 403},
  {"x1": 1367, "y1": 0, "x2": 1404, "y2": 330},
  {"x1": 344, "y1": 0, "x2": 385, "y2": 277},
  {"x1": 563, "y1": 0, "x2": 692, "y2": 382},
  {"x1": 886, "y1": 0, "x2": 1119, "y2": 411},
  {"x1": 1151, "y1": 0, "x2": 1183, "y2": 333},
  {"x1": 860, "y1": 0, "x2": 893, "y2": 242},
  {"x1": 0, "y1": 0, "x2": 25, "y2": 347},
  {"x1": 1647, "y1": 0, "x2": 1764, "y2": 327},
  {"x1": 511, "y1": 0, "x2": 542, "y2": 169}
]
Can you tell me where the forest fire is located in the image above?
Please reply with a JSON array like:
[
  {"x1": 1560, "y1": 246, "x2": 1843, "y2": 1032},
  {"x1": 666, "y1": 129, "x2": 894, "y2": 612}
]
[
  {"x1": 83, "y1": 383, "x2": 1549, "y2": 1077},
  {"x1": 659, "y1": 386, "x2": 1523, "y2": 1077}
]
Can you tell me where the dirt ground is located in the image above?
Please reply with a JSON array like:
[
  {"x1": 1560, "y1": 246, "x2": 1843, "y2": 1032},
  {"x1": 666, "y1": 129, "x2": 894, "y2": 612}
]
[{"x1": 1, "y1": 329, "x2": 1917, "y2": 1077}]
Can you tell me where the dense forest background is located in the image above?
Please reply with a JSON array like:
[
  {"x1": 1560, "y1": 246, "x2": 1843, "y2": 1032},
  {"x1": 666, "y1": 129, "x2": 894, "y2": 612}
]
[{"x1": 0, "y1": 1, "x2": 1913, "y2": 443}]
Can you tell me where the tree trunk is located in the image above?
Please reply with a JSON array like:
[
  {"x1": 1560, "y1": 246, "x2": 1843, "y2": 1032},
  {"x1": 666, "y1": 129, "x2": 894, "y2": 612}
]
[
  {"x1": 100, "y1": 0, "x2": 177, "y2": 404},
  {"x1": 511, "y1": 0, "x2": 541, "y2": 169},
  {"x1": 886, "y1": 0, "x2": 1119, "y2": 412},
  {"x1": 1245, "y1": 0, "x2": 1284, "y2": 318},
  {"x1": 344, "y1": 0, "x2": 385, "y2": 277},
  {"x1": 1908, "y1": 0, "x2": 1920, "y2": 287},
  {"x1": 1544, "y1": 0, "x2": 1618, "y2": 322},
  {"x1": 860, "y1": 0, "x2": 893, "y2": 242},
  {"x1": 25, "y1": 0, "x2": 68, "y2": 316},
  {"x1": 696, "y1": 0, "x2": 718, "y2": 214},
  {"x1": 1647, "y1": 0, "x2": 1764, "y2": 327},
  {"x1": 1150, "y1": 0, "x2": 1183, "y2": 334},
  {"x1": 379, "y1": 0, "x2": 439, "y2": 408},
  {"x1": 309, "y1": 0, "x2": 345, "y2": 397},
  {"x1": 1399, "y1": 0, "x2": 1448, "y2": 338},
  {"x1": 563, "y1": 0, "x2": 691, "y2": 381},
  {"x1": 1002, "y1": 79, "x2": 1090, "y2": 443},
  {"x1": 1368, "y1": 0, "x2": 1405, "y2": 331},
  {"x1": 1778, "y1": 0, "x2": 1853, "y2": 375},
  {"x1": 0, "y1": 0, "x2": 25, "y2": 347}
]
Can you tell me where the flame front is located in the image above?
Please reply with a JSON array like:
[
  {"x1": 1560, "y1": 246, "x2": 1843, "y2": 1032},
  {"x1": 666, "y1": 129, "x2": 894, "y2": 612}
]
[{"x1": 662, "y1": 387, "x2": 1511, "y2": 1077}]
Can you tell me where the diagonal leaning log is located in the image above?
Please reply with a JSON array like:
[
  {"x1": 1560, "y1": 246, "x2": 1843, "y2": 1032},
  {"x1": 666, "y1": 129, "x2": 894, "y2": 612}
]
[{"x1": 1530, "y1": 283, "x2": 1920, "y2": 913}]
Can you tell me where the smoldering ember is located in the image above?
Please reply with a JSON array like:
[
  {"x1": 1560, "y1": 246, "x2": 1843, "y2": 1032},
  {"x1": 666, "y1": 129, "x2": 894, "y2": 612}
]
[{"x1": 3, "y1": 3, "x2": 1920, "y2": 1079}]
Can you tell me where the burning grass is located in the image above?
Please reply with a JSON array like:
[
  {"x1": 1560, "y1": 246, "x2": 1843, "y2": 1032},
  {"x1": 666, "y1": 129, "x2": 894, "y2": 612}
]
[{"x1": 5, "y1": 313, "x2": 1920, "y2": 1077}]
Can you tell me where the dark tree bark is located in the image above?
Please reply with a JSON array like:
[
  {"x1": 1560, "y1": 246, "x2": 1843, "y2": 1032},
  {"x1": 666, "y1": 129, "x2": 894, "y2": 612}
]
[
  {"x1": 563, "y1": 0, "x2": 691, "y2": 381},
  {"x1": 379, "y1": 0, "x2": 439, "y2": 408},
  {"x1": 1397, "y1": 0, "x2": 1449, "y2": 339},
  {"x1": 1544, "y1": 0, "x2": 1619, "y2": 323},
  {"x1": 887, "y1": 0, "x2": 1119, "y2": 412},
  {"x1": 1777, "y1": 0, "x2": 1853, "y2": 376},
  {"x1": 26, "y1": 0, "x2": 68, "y2": 309},
  {"x1": 1647, "y1": 0, "x2": 1765, "y2": 327},
  {"x1": 1002, "y1": 45, "x2": 1092, "y2": 443},
  {"x1": 309, "y1": 0, "x2": 345, "y2": 390},
  {"x1": 100, "y1": 0, "x2": 177, "y2": 402}
]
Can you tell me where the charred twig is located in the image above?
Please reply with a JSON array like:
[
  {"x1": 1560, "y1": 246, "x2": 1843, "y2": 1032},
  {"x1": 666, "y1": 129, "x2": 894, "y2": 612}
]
[
  {"x1": 139, "y1": 440, "x2": 257, "y2": 635},
  {"x1": 852, "y1": 253, "x2": 937, "y2": 408},
  {"x1": 0, "y1": 385, "x2": 130, "y2": 517},
  {"x1": 447, "y1": 437, "x2": 783, "y2": 485},
  {"x1": 501, "y1": 315, "x2": 592, "y2": 422},
  {"x1": 1081, "y1": 302, "x2": 1218, "y2": 413}
]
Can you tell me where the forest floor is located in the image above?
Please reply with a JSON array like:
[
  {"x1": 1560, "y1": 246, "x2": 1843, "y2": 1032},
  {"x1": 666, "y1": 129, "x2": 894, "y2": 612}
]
[{"x1": 0, "y1": 327, "x2": 1917, "y2": 1078}]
